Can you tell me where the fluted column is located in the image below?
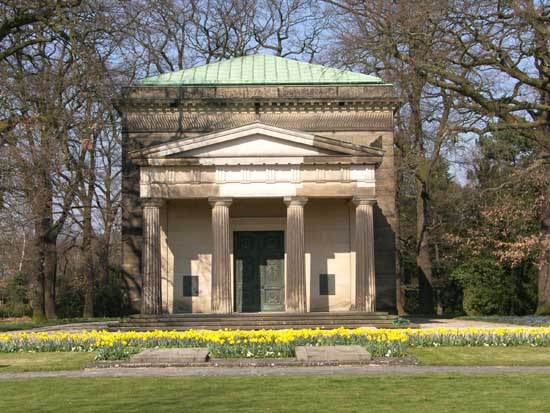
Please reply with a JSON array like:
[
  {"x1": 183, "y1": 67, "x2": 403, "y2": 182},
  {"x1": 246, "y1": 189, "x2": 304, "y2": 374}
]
[
  {"x1": 209, "y1": 197, "x2": 233, "y2": 314},
  {"x1": 141, "y1": 198, "x2": 164, "y2": 315},
  {"x1": 352, "y1": 196, "x2": 377, "y2": 312},
  {"x1": 284, "y1": 196, "x2": 308, "y2": 313}
]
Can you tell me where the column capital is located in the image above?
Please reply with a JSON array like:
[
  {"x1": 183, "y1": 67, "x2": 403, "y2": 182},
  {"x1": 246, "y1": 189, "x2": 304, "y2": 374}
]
[
  {"x1": 351, "y1": 196, "x2": 376, "y2": 206},
  {"x1": 283, "y1": 196, "x2": 308, "y2": 207},
  {"x1": 142, "y1": 198, "x2": 165, "y2": 209},
  {"x1": 208, "y1": 197, "x2": 233, "y2": 208}
]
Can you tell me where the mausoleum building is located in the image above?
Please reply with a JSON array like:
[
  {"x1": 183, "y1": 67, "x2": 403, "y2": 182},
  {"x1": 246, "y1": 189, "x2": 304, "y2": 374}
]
[{"x1": 119, "y1": 54, "x2": 398, "y2": 317}]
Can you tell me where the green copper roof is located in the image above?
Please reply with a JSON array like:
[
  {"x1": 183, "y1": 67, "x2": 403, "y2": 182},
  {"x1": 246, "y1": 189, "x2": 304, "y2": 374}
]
[{"x1": 135, "y1": 54, "x2": 383, "y2": 86}]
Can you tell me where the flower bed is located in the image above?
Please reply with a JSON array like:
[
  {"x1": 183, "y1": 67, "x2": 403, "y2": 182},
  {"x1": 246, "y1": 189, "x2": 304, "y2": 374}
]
[
  {"x1": 0, "y1": 327, "x2": 549, "y2": 361},
  {"x1": 406, "y1": 327, "x2": 550, "y2": 347},
  {"x1": 0, "y1": 328, "x2": 406, "y2": 360}
]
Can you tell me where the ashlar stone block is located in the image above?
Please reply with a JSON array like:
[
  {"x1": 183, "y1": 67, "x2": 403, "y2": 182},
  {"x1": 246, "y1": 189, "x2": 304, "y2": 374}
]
[
  {"x1": 130, "y1": 348, "x2": 210, "y2": 363},
  {"x1": 294, "y1": 345, "x2": 372, "y2": 362}
]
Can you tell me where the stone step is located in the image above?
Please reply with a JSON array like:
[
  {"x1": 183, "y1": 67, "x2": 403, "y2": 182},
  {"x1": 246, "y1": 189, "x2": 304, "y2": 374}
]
[
  {"x1": 110, "y1": 322, "x2": 401, "y2": 331},
  {"x1": 118, "y1": 316, "x2": 398, "y2": 324},
  {"x1": 117, "y1": 319, "x2": 396, "y2": 327},
  {"x1": 109, "y1": 311, "x2": 404, "y2": 331},
  {"x1": 126, "y1": 317, "x2": 396, "y2": 324},
  {"x1": 124, "y1": 316, "x2": 396, "y2": 324},
  {"x1": 111, "y1": 326, "x2": 398, "y2": 332},
  {"x1": 130, "y1": 311, "x2": 391, "y2": 320},
  {"x1": 114, "y1": 325, "x2": 396, "y2": 331},
  {"x1": 121, "y1": 317, "x2": 394, "y2": 325}
]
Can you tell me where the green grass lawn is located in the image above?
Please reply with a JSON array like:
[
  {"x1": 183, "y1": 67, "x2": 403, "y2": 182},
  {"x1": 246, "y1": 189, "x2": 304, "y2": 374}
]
[
  {"x1": 0, "y1": 317, "x2": 117, "y2": 332},
  {"x1": 1, "y1": 346, "x2": 550, "y2": 373},
  {"x1": 409, "y1": 346, "x2": 550, "y2": 366},
  {"x1": 0, "y1": 374, "x2": 549, "y2": 412},
  {"x1": 0, "y1": 352, "x2": 95, "y2": 373}
]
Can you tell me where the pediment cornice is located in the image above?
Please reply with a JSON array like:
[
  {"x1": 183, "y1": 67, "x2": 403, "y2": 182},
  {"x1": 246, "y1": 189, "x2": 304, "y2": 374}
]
[{"x1": 131, "y1": 122, "x2": 384, "y2": 166}]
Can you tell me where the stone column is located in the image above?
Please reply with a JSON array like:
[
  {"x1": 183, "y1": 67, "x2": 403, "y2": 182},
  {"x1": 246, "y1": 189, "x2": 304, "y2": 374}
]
[
  {"x1": 141, "y1": 198, "x2": 164, "y2": 315},
  {"x1": 352, "y1": 196, "x2": 377, "y2": 312},
  {"x1": 209, "y1": 197, "x2": 233, "y2": 314},
  {"x1": 284, "y1": 196, "x2": 308, "y2": 313}
]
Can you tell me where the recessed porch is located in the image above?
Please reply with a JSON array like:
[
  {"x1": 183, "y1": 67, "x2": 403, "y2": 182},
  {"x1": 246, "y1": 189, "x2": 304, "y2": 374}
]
[
  {"x1": 133, "y1": 122, "x2": 384, "y2": 316},
  {"x1": 144, "y1": 196, "x2": 378, "y2": 315}
]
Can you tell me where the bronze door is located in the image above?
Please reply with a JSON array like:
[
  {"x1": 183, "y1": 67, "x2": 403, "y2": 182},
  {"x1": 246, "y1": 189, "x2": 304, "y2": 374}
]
[{"x1": 234, "y1": 231, "x2": 285, "y2": 312}]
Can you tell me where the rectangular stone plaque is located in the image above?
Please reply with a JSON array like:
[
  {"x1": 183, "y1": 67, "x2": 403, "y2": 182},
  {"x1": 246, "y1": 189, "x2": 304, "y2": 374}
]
[
  {"x1": 131, "y1": 348, "x2": 210, "y2": 363},
  {"x1": 319, "y1": 274, "x2": 335, "y2": 295},
  {"x1": 295, "y1": 345, "x2": 372, "y2": 362},
  {"x1": 183, "y1": 275, "x2": 199, "y2": 297}
]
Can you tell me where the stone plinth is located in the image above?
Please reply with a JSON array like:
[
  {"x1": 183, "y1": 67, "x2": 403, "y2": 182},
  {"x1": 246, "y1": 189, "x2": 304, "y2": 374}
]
[
  {"x1": 295, "y1": 345, "x2": 372, "y2": 362},
  {"x1": 130, "y1": 348, "x2": 210, "y2": 363}
]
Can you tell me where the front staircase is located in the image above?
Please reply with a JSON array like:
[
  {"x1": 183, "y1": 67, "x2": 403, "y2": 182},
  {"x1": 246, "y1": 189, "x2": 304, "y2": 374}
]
[{"x1": 109, "y1": 311, "x2": 402, "y2": 331}]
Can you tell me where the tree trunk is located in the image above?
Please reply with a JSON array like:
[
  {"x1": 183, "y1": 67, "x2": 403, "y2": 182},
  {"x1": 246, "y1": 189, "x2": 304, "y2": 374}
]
[
  {"x1": 538, "y1": 252, "x2": 550, "y2": 313},
  {"x1": 409, "y1": 72, "x2": 435, "y2": 315},
  {"x1": 82, "y1": 132, "x2": 97, "y2": 318},
  {"x1": 31, "y1": 223, "x2": 46, "y2": 321},
  {"x1": 416, "y1": 178, "x2": 434, "y2": 314},
  {"x1": 98, "y1": 225, "x2": 112, "y2": 287},
  {"x1": 394, "y1": 144, "x2": 406, "y2": 315},
  {"x1": 43, "y1": 237, "x2": 57, "y2": 319},
  {"x1": 395, "y1": 236, "x2": 406, "y2": 315},
  {"x1": 81, "y1": 177, "x2": 95, "y2": 317},
  {"x1": 32, "y1": 173, "x2": 57, "y2": 320},
  {"x1": 98, "y1": 239, "x2": 109, "y2": 286},
  {"x1": 82, "y1": 209, "x2": 94, "y2": 318},
  {"x1": 537, "y1": 156, "x2": 550, "y2": 313}
]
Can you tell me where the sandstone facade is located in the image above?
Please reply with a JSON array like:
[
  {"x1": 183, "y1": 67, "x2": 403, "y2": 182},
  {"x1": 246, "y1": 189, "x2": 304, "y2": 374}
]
[{"x1": 119, "y1": 77, "x2": 398, "y2": 314}]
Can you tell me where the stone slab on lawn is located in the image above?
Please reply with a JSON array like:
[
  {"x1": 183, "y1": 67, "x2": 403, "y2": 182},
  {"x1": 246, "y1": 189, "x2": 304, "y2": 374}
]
[
  {"x1": 295, "y1": 346, "x2": 372, "y2": 362},
  {"x1": 131, "y1": 348, "x2": 210, "y2": 363}
]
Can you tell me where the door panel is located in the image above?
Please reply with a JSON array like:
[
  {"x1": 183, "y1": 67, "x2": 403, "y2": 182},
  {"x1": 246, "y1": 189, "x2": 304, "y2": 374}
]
[
  {"x1": 234, "y1": 231, "x2": 285, "y2": 312},
  {"x1": 260, "y1": 258, "x2": 285, "y2": 311}
]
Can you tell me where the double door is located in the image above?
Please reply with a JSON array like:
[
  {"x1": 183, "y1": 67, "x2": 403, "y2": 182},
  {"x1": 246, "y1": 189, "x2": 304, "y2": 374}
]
[{"x1": 234, "y1": 231, "x2": 285, "y2": 312}]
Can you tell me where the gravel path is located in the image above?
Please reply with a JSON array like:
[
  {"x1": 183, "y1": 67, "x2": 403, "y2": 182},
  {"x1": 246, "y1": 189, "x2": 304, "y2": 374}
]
[
  {"x1": 408, "y1": 318, "x2": 519, "y2": 328},
  {"x1": 1, "y1": 365, "x2": 550, "y2": 379},
  {"x1": 13, "y1": 321, "x2": 114, "y2": 333}
]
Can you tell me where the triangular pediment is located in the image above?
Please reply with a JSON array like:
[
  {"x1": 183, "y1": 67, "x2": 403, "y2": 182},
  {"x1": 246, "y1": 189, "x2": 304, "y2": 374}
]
[
  {"x1": 170, "y1": 134, "x2": 341, "y2": 157},
  {"x1": 133, "y1": 123, "x2": 384, "y2": 160}
]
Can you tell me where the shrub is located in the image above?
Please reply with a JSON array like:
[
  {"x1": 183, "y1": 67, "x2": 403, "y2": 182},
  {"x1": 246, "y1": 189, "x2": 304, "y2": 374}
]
[
  {"x1": 55, "y1": 279, "x2": 84, "y2": 319},
  {"x1": 0, "y1": 272, "x2": 32, "y2": 318},
  {"x1": 452, "y1": 257, "x2": 537, "y2": 316},
  {"x1": 0, "y1": 301, "x2": 32, "y2": 318},
  {"x1": 94, "y1": 268, "x2": 129, "y2": 317}
]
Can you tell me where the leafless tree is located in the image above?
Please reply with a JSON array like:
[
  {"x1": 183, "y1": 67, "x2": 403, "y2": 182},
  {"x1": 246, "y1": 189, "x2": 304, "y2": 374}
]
[
  {"x1": 124, "y1": 0, "x2": 329, "y2": 76},
  {"x1": 0, "y1": 0, "x2": 84, "y2": 135},
  {"x1": 400, "y1": 0, "x2": 550, "y2": 313},
  {"x1": 326, "y1": 0, "x2": 464, "y2": 313},
  {"x1": 0, "y1": 0, "x2": 125, "y2": 319}
]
